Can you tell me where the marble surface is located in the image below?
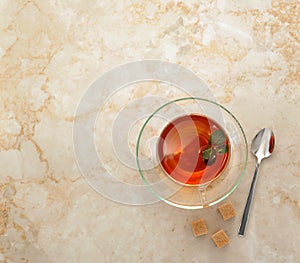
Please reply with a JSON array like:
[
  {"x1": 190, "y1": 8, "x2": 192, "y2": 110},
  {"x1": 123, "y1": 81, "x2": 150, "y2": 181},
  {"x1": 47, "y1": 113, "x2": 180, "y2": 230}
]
[{"x1": 0, "y1": 0, "x2": 299, "y2": 262}]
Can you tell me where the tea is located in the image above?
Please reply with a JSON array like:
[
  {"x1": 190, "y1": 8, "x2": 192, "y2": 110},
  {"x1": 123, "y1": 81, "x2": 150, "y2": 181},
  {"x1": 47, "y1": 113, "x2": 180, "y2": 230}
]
[{"x1": 157, "y1": 114, "x2": 230, "y2": 186}]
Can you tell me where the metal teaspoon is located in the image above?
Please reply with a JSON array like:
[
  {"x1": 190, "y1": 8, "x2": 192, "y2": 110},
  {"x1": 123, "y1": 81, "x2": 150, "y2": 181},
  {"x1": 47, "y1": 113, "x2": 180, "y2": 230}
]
[{"x1": 238, "y1": 128, "x2": 275, "y2": 236}]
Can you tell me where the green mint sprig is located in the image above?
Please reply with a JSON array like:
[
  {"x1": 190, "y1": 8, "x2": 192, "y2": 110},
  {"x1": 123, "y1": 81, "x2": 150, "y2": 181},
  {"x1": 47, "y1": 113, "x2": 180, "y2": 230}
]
[{"x1": 202, "y1": 130, "x2": 228, "y2": 165}]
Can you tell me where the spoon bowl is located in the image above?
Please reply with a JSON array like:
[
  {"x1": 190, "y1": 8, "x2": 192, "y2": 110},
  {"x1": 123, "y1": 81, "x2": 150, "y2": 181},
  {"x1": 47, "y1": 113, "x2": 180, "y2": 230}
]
[{"x1": 251, "y1": 128, "x2": 275, "y2": 162}]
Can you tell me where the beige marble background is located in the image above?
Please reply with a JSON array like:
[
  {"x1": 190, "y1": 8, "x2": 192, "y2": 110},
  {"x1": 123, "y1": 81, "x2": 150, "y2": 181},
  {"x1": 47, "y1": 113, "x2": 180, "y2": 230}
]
[{"x1": 0, "y1": 0, "x2": 299, "y2": 262}]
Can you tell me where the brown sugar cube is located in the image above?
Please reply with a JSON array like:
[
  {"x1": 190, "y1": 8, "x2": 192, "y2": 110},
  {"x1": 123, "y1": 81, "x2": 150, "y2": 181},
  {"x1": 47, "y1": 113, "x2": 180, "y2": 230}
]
[
  {"x1": 211, "y1": 229, "x2": 230, "y2": 248},
  {"x1": 191, "y1": 219, "x2": 208, "y2": 237},
  {"x1": 217, "y1": 201, "x2": 236, "y2": 221}
]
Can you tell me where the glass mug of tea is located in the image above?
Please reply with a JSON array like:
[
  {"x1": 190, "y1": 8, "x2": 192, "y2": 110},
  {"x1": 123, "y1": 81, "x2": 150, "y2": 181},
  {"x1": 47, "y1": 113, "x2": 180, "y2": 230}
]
[{"x1": 136, "y1": 97, "x2": 248, "y2": 209}]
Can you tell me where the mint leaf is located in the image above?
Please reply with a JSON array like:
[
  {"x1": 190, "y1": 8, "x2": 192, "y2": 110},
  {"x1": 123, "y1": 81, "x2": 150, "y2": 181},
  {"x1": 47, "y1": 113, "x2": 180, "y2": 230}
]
[
  {"x1": 202, "y1": 147, "x2": 217, "y2": 166},
  {"x1": 216, "y1": 144, "x2": 228, "y2": 154},
  {"x1": 202, "y1": 147, "x2": 212, "y2": 160},
  {"x1": 210, "y1": 130, "x2": 226, "y2": 145}
]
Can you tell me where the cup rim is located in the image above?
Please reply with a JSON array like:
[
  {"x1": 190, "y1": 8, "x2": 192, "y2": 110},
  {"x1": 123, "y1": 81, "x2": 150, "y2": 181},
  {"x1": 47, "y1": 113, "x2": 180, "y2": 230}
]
[{"x1": 156, "y1": 113, "x2": 232, "y2": 187}]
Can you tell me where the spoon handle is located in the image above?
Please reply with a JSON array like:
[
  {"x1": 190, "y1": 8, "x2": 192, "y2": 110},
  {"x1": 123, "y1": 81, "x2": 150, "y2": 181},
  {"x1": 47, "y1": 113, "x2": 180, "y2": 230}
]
[{"x1": 238, "y1": 161, "x2": 261, "y2": 236}]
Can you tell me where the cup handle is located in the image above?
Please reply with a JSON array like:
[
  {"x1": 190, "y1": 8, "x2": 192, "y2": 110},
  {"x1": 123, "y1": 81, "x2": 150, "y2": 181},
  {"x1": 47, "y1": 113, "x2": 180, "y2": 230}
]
[{"x1": 198, "y1": 185, "x2": 208, "y2": 207}]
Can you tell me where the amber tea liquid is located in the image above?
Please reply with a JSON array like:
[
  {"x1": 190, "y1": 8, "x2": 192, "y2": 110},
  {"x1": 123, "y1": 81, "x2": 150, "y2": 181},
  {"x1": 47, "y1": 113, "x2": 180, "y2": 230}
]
[{"x1": 157, "y1": 114, "x2": 231, "y2": 186}]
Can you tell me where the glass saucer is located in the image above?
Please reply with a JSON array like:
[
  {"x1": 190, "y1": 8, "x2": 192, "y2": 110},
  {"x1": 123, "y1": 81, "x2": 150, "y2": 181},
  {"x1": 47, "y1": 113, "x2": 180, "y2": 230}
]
[{"x1": 136, "y1": 97, "x2": 248, "y2": 209}]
